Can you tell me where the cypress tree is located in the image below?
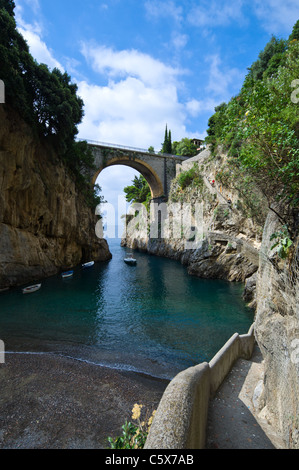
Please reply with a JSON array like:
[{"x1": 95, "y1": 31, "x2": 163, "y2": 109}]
[{"x1": 161, "y1": 124, "x2": 172, "y2": 154}]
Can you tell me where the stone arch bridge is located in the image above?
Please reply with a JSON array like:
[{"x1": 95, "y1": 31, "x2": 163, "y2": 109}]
[{"x1": 85, "y1": 140, "x2": 189, "y2": 200}]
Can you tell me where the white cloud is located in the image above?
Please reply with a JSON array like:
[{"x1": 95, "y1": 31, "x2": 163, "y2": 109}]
[
  {"x1": 171, "y1": 32, "x2": 189, "y2": 51},
  {"x1": 186, "y1": 98, "x2": 218, "y2": 117},
  {"x1": 80, "y1": 43, "x2": 183, "y2": 87},
  {"x1": 18, "y1": 27, "x2": 64, "y2": 71},
  {"x1": 252, "y1": 0, "x2": 299, "y2": 34},
  {"x1": 144, "y1": 0, "x2": 183, "y2": 24},
  {"x1": 188, "y1": 0, "x2": 245, "y2": 28},
  {"x1": 15, "y1": 0, "x2": 64, "y2": 71},
  {"x1": 77, "y1": 76, "x2": 186, "y2": 150},
  {"x1": 77, "y1": 44, "x2": 193, "y2": 150},
  {"x1": 187, "y1": 0, "x2": 298, "y2": 35},
  {"x1": 204, "y1": 54, "x2": 244, "y2": 100}
]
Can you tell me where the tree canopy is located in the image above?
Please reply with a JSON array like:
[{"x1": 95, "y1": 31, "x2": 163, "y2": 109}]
[{"x1": 123, "y1": 175, "x2": 151, "y2": 210}]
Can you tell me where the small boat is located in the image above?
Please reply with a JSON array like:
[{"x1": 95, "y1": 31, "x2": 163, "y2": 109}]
[
  {"x1": 82, "y1": 261, "x2": 94, "y2": 269},
  {"x1": 124, "y1": 253, "x2": 137, "y2": 265},
  {"x1": 22, "y1": 284, "x2": 41, "y2": 294},
  {"x1": 61, "y1": 270, "x2": 74, "y2": 279}
]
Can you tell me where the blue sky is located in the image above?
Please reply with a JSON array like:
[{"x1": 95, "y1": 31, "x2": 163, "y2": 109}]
[{"x1": 14, "y1": 0, "x2": 299, "y2": 221}]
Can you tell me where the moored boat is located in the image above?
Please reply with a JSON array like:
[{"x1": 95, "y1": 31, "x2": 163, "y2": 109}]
[
  {"x1": 124, "y1": 253, "x2": 137, "y2": 265},
  {"x1": 82, "y1": 261, "x2": 94, "y2": 268},
  {"x1": 22, "y1": 284, "x2": 41, "y2": 294},
  {"x1": 61, "y1": 270, "x2": 74, "y2": 279}
]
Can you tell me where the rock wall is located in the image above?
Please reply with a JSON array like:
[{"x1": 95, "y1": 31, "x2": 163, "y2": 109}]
[
  {"x1": 0, "y1": 106, "x2": 111, "y2": 289},
  {"x1": 254, "y1": 209, "x2": 299, "y2": 448},
  {"x1": 122, "y1": 148, "x2": 263, "y2": 307}
]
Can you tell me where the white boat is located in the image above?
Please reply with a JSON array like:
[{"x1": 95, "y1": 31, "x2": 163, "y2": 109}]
[
  {"x1": 82, "y1": 261, "x2": 94, "y2": 269},
  {"x1": 62, "y1": 270, "x2": 74, "y2": 279},
  {"x1": 22, "y1": 284, "x2": 41, "y2": 294},
  {"x1": 124, "y1": 253, "x2": 137, "y2": 265}
]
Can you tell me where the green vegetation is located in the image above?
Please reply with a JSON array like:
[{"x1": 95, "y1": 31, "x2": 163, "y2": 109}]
[
  {"x1": 108, "y1": 404, "x2": 155, "y2": 449},
  {"x1": 270, "y1": 225, "x2": 293, "y2": 259},
  {"x1": 205, "y1": 20, "x2": 299, "y2": 229},
  {"x1": 124, "y1": 175, "x2": 151, "y2": 210},
  {"x1": 161, "y1": 124, "x2": 172, "y2": 154},
  {"x1": 159, "y1": 125, "x2": 198, "y2": 156},
  {"x1": 177, "y1": 163, "x2": 203, "y2": 190},
  {"x1": 0, "y1": 0, "x2": 103, "y2": 208},
  {"x1": 172, "y1": 138, "x2": 198, "y2": 157}
]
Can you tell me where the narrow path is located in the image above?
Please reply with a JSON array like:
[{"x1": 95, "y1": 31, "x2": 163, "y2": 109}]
[
  {"x1": 203, "y1": 175, "x2": 229, "y2": 205},
  {"x1": 206, "y1": 345, "x2": 285, "y2": 449}
]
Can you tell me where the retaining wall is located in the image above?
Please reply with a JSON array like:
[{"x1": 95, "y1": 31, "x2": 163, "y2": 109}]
[{"x1": 144, "y1": 323, "x2": 255, "y2": 449}]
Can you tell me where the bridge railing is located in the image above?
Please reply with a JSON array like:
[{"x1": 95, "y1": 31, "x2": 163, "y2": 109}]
[{"x1": 76, "y1": 138, "x2": 188, "y2": 159}]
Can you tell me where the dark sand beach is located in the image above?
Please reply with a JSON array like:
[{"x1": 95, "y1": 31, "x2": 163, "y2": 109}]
[{"x1": 0, "y1": 353, "x2": 169, "y2": 449}]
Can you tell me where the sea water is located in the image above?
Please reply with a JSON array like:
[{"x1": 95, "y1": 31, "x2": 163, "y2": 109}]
[{"x1": 0, "y1": 238, "x2": 253, "y2": 379}]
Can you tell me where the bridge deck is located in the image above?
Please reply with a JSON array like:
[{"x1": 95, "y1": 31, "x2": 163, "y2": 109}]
[{"x1": 79, "y1": 138, "x2": 189, "y2": 161}]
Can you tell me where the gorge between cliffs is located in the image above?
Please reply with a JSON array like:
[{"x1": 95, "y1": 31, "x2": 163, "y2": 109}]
[
  {"x1": 121, "y1": 147, "x2": 299, "y2": 448},
  {"x1": 0, "y1": 107, "x2": 298, "y2": 449}
]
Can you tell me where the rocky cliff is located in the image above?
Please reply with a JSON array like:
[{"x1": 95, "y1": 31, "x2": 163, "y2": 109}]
[
  {"x1": 122, "y1": 147, "x2": 299, "y2": 448},
  {"x1": 122, "y1": 147, "x2": 266, "y2": 308},
  {"x1": 0, "y1": 106, "x2": 111, "y2": 289},
  {"x1": 254, "y1": 209, "x2": 299, "y2": 448}
]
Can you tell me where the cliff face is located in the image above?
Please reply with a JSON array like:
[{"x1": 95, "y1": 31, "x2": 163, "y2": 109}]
[
  {"x1": 254, "y1": 210, "x2": 299, "y2": 448},
  {"x1": 122, "y1": 146, "x2": 299, "y2": 448},
  {"x1": 122, "y1": 148, "x2": 265, "y2": 308},
  {"x1": 0, "y1": 106, "x2": 111, "y2": 289}
]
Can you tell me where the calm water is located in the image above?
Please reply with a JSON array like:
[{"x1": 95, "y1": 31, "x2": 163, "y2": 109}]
[{"x1": 0, "y1": 238, "x2": 253, "y2": 379}]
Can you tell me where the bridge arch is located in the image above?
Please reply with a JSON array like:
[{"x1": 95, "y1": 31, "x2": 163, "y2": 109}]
[{"x1": 92, "y1": 156, "x2": 164, "y2": 199}]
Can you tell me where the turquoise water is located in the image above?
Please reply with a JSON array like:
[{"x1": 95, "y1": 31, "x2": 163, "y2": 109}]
[{"x1": 0, "y1": 238, "x2": 253, "y2": 379}]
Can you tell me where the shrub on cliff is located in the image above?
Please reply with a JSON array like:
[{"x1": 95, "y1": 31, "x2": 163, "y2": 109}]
[{"x1": 205, "y1": 23, "x2": 299, "y2": 224}]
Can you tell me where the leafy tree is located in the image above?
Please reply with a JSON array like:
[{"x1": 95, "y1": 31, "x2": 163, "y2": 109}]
[
  {"x1": 124, "y1": 175, "x2": 151, "y2": 209},
  {"x1": 32, "y1": 65, "x2": 84, "y2": 152},
  {"x1": 205, "y1": 102, "x2": 228, "y2": 152},
  {"x1": 289, "y1": 19, "x2": 299, "y2": 42},
  {"x1": 248, "y1": 36, "x2": 287, "y2": 81},
  {"x1": 222, "y1": 40, "x2": 299, "y2": 214},
  {"x1": 0, "y1": 0, "x2": 14, "y2": 15},
  {"x1": 204, "y1": 20, "x2": 299, "y2": 229},
  {"x1": 0, "y1": 0, "x2": 83, "y2": 152},
  {"x1": 172, "y1": 138, "x2": 198, "y2": 157}
]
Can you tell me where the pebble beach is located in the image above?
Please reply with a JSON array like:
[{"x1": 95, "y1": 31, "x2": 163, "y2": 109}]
[{"x1": 0, "y1": 353, "x2": 168, "y2": 449}]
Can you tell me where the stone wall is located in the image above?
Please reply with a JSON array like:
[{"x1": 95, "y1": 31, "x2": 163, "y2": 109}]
[
  {"x1": 145, "y1": 325, "x2": 255, "y2": 449},
  {"x1": 0, "y1": 106, "x2": 111, "y2": 289}
]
